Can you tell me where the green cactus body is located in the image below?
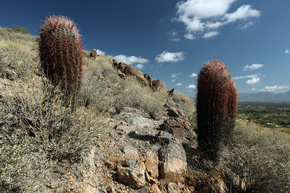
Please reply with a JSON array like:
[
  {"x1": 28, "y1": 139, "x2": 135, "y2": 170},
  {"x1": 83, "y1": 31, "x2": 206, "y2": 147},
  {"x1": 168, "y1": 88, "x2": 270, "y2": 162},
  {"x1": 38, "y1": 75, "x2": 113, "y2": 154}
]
[
  {"x1": 196, "y1": 60, "x2": 232, "y2": 162},
  {"x1": 38, "y1": 16, "x2": 84, "y2": 91}
]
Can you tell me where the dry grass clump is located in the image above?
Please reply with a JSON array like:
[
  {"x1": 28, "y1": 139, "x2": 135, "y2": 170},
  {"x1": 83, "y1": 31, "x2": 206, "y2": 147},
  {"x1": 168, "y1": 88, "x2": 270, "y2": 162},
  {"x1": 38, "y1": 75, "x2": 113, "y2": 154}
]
[
  {"x1": 0, "y1": 28, "x2": 38, "y2": 80},
  {"x1": 83, "y1": 54, "x2": 167, "y2": 119},
  {"x1": 0, "y1": 27, "x2": 35, "y2": 41},
  {"x1": 0, "y1": 136, "x2": 52, "y2": 193},
  {"x1": 172, "y1": 92, "x2": 196, "y2": 124},
  {"x1": 0, "y1": 77, "x2": 111, "y2": 192},
  {"x1": 111, "y1": 76, "x2": 167, "y2": 119},
  {"x1": 219, "y1": 120, "x2": 290, "y2": 192}
]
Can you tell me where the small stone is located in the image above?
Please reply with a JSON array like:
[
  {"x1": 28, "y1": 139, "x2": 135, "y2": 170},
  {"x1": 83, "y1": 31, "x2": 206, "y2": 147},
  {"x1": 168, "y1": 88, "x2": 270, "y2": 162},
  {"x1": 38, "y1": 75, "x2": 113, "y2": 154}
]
[
  {"x1": 105, "y1": 161, "x2": 115, "y2": 170},
  {"x1": 116, "y1": 161, "x2": 146, "y2": 189},
  {"x1": 123, "y1": 146, "x2": 139, "y2": 159},
  {"x1": 150, "y1": 184, "x2": 161, "y2": 193},
  {"x1": 145, "y1": 151, "x2": 159, "y2": 178},
  {"x1": 167, "y1": 182, "x2": 180, "y2": 193}
]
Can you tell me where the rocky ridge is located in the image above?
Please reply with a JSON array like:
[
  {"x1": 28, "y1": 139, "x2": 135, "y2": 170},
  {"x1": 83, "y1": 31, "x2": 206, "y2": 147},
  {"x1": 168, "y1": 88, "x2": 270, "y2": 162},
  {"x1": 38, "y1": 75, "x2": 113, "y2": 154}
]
[{"x1": 39, "y1": 58, "x2": 228, "y2": 193}]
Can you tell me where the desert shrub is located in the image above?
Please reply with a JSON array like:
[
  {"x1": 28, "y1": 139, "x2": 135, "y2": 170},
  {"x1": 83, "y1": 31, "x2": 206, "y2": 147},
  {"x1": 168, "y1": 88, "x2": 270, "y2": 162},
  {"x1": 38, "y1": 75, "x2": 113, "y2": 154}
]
[
  {"x1": 0, "y1": 35, "x2": 38, "y2": 80},
  {"x1": 1, "y1": 80, "x2": 110, "y2": 162},
  {"x1": 0, "y1": 136, "x2": 52, "y2": 193},
  {"x1": 0, "y1": 27, "x2": 35, "y2": 41},
  {"x1": 172, "y1": 92, "x2": 196, "y2": 124},
  {"x1": 112, "y1": 76, "x2": 166, "y2": 119},
  {"x1": 221, "y1": 144, "x2": 290, "y2": 193},
  {"x1": 219, "y1": 120, "x2": 290, "y2": 192},
  {"x1": 11, "y1": 25, "x2": 31, "y2": 34}
]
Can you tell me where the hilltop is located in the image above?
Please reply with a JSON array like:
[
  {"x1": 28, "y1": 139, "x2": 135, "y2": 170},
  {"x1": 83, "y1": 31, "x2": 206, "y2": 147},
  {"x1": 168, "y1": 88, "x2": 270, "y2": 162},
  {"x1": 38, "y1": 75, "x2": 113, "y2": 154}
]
[{"x1": 0, "y1": 27, "x2": 290, "y2": 193}]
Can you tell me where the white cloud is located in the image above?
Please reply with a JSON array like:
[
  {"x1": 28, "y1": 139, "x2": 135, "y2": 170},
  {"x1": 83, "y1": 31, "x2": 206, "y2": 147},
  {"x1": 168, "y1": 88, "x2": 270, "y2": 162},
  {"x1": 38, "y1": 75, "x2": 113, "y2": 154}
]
[
  {"x1": 168, "y1": 31, "x2": 180, "y2": 41},
  {"x1": 136, "y1": 64, "x2": 144, "y2": 70},
  {"x1": 174, "y1": 0, "x2": 261, "y2": 39},
  {"x1": 233, "y1": 74, "x2": 261, "y2": 85},
  {"x1": 232, "y1": 74, "x2": 261, "y2": 80},
  {"x1": 171, "y1": 73, "x2": 180, "y2": 78},
  {"x1": 246, "y1": 77, "x2": 260, "y2": 85},
  {"x1": 224, "y1": 5, "x2": 261, "y2": 23},
  {"x1": 176, "y1": 83, "x2": 183, "y2": 86},
  {"x1": 187, "y1": 84, "x2": 196, "y2": 89},
  {"x1": 155, "y1": 51, "x2": 184, "y2": 63},
  {"x1": 202, "y1": 31, "x2": 219, "y2": 38},
  {"x1": 114, "y1": 55, "x2": 148, "y2": 64},
  {"x1": 243, "y1": 64, "x2": 263, "y2": 71},
  {"x1": 238, "y1": 21, "x2": 254, "y2": 30},
  {"x1": 285, "y1": 49, "x2": 290, "y2": 54},
  {"x1": 97, "y1": 49, "x2": 106, "y2": 55},
  {"x1": 184, "y1": 33, "x2": 196, "y2": 40},
  {"x1": 260, "y1": 85, "x2": 289, "y2": 92},
  {"x1": 252, "y1": 87, "x2": 256, "y2": 91},
  {"x1": 172, "y1": 79, "x2": 176, "y2": 82},
  {"x1": 190, "y1": 72, "x2": 198, "y2": 77}
]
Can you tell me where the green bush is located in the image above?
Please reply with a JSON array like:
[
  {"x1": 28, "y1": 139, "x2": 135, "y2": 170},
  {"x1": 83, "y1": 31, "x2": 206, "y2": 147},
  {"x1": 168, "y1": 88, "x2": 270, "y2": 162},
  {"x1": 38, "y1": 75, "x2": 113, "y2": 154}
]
[{"x1": 11, "y1": 25, "x2": 30, "y2": 34}]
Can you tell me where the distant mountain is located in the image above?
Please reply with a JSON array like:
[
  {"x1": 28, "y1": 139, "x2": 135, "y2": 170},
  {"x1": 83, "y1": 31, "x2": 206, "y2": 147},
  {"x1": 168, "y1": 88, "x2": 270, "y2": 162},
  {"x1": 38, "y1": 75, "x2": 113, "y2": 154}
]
[{"x1": 238, "y1": 91, "x2": 290, "y2": 102}]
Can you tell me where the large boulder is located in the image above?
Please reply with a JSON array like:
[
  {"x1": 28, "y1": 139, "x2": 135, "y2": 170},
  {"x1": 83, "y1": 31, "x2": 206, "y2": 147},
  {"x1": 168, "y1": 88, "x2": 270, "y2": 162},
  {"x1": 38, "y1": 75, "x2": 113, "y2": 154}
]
[
  {"x1": 124, "y1": 65, "x2": 149, "y2": 86},
  {"x1": 158, "y1": 142, "x2": 187, "y2": 179},
  {"x1": 151, "y1": 79, "x2": 165, "y2": 92},
  {"x1": 116, "y1": 161, "x2": 146, "y2": 189}
]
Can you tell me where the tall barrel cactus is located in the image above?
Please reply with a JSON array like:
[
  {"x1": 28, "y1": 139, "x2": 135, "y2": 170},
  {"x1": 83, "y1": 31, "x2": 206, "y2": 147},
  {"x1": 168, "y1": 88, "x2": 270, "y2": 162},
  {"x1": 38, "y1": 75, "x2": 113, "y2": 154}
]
[
  {"x1": 226, "y1": 80, "x2": 238, "y2": 143},
  {"x1": 196, "y1": 60, "x2": 236, "y2": 162},
  {"x1": 38, "y1": 16, "x2": 84, "y2": 92}
]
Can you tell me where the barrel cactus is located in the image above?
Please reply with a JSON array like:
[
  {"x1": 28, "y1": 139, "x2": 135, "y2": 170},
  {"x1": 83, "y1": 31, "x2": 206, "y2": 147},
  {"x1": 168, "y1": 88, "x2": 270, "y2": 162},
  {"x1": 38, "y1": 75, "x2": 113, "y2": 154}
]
[
  {"x1": 225, "y1": 80, "x2": 238, "y2": 144},
  {"x1": 38, "y1": 15, "x2": 84, "y2": 92},
  {"x1": 196, "y1": 60, "x2": 232, "y2": 162}
]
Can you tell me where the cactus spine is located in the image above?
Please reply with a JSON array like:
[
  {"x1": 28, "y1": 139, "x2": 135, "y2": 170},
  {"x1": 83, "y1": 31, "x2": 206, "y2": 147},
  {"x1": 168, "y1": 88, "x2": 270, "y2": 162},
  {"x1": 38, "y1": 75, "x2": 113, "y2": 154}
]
[
  {"x1": 38, "y1": 16, "x2": 84, "y2": 92},
  {"x1": 225, "y1": 80, "x2": 238, "y2": 144},
  {"x1": 196, "y1": 60, "x2": 233, "y2": 162}
]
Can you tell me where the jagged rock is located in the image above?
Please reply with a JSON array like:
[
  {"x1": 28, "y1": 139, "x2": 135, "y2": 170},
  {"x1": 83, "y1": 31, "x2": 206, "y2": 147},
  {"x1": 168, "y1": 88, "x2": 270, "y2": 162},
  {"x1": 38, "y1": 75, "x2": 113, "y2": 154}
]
[
  {"x1": 167, "y1": 182, "x2": 181, "y2": 193},
  {"x1": 112, "y1": 59, "x2": 128, "y2": 73},
  {"x1": 118, "y1": 62, "x2": 127, "y2": 73},
  {"x1": 122, "y1": 146, "x2": 139, "y2": 159},
  {"x1": 159, "y1": 117, "x2": 197, "y2": 147},
  {"x1": 124, "y1": 65, "x2": 149, "y2": 86},
  {"x1": 172, "y1": 97, "x2": 186, "y2": 105},
  {"x1": 117, "y1": 69, "x2": 126, "y2": 79},
  {"x1": 166, "y1": 107, "x2": 186, "y2": 118},
  {"x1": 144, "y1": 73, "x2": 152, "y2": 86},
  {"x1": 150, "y1": 184, "x2": 161, "y2": 193},
  {"x1": 116, "y1": 161, "x2": 146, "y2": 189},
  {"x1": 151, "y1": 79, "x2": 164, "y2": 92},
  {"x1": 156, "y1": 131, "x2": 173, "y2": 144},
  {"x1": 158, "y1": 142, "x2": 187, "y2": 179},
  {"x1": 145, "y1": 151, "x2": 159, "y2": 178}
]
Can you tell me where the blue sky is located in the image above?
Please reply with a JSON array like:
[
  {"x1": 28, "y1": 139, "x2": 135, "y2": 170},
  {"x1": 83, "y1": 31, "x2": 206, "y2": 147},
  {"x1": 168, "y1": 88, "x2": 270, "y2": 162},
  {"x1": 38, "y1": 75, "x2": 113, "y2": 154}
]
[{"x1": 1, "y1": 0, "x2": 289, "y2": 96}]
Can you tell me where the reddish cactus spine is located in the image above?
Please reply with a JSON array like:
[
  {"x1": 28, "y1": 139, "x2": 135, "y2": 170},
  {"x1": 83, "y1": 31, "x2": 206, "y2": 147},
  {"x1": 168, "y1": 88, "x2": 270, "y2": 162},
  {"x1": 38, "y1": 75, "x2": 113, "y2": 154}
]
[
  {"x1": 196, "y1": 60, "x2": 232, "y2": 162},
  {"x1": 225, "y1": 80, "x2": 238, "y2": 143},
  {"x1": 38, "y1": 15, "x2": 84, "y2": 91}
]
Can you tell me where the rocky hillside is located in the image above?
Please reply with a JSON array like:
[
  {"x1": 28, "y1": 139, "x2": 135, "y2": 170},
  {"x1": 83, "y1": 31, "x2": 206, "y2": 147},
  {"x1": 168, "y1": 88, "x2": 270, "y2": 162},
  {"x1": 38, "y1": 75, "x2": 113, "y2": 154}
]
[{"x1": 1, "y1": 27, "x2": 290, "y2": 193}]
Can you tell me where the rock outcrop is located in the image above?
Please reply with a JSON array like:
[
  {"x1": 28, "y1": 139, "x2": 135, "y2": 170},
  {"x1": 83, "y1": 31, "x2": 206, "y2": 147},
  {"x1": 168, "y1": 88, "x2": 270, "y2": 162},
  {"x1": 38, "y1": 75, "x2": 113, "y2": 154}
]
[{"x1": 112, "y1": 59, "x2": 165, "y2": 91}]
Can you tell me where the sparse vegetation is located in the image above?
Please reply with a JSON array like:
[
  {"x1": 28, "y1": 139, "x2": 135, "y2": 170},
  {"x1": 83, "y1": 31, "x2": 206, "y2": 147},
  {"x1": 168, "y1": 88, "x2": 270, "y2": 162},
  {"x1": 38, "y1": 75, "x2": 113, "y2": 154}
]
[
  {"x1": 220, "y1": 120, "x2": 290, "y2": 192},
  {"x1": 1, "y1": 25, "x2": 289, "y2": 192},
  {"x1": 11, "y1": 25, "x2": 31, "y2": 35}
]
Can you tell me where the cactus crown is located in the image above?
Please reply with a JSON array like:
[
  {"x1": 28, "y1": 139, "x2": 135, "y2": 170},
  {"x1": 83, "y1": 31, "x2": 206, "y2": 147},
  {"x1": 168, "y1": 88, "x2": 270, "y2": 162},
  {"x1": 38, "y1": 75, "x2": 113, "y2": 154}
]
[{"x1": 38, "y1": 15, "x2": 84, "y2": 91}]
